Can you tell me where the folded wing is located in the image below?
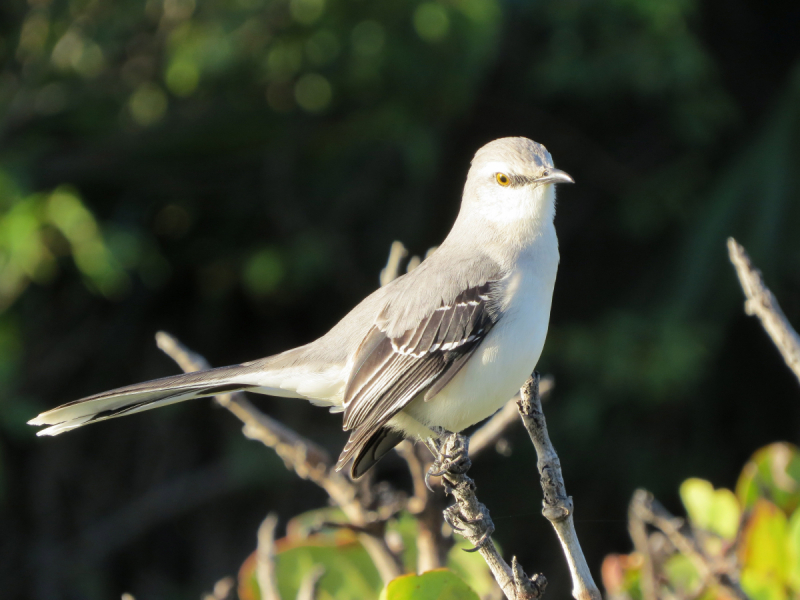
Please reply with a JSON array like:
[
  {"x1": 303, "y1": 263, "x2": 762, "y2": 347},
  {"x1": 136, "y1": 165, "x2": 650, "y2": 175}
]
[{"x1": 337, "y1": 281, "x2": 499, "y2": 476}]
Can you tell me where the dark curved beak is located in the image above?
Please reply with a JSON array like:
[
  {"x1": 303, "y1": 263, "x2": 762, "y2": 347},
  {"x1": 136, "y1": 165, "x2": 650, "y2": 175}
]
[{"x1": 536, "y1": 169, "x2": 574, "y2": 185}]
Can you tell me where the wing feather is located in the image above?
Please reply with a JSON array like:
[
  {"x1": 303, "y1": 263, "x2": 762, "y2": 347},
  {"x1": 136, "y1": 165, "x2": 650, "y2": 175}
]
[{"x1": 337, "y1": 280, "x2": 498, "y2": 475}]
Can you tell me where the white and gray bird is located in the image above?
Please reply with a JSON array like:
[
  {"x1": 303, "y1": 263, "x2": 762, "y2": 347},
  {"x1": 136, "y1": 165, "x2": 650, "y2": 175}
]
[{"x1": 29, "y1": 137, "x2": 573, "y2": 477}]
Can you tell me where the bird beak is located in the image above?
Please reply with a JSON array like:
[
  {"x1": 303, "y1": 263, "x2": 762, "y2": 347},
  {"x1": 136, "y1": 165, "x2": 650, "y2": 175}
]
[{"x1": 536, "y1": 169, "x2": 574, "y2": 185}]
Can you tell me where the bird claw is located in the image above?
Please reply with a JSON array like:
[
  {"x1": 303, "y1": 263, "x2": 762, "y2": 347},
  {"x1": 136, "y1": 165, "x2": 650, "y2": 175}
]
[
  {"x1": 424, "y1": 432, "x2": 472, "y2": 491},
  {"x1": 424, "y1": 468, "x2": 438, "y2": 493},
  {"x1": 444, "y1": 503, "x2": 495, "y2": 552}
]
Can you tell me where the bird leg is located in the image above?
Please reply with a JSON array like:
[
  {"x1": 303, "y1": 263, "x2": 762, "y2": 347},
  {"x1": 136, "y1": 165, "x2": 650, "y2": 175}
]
[
  {"x1": 444, "y1": 501, "x2": 495, "y2": 552},
  {"x1": 425, "y1": 432, "x2": 495, "y2": 552},
  {"x1": 423, "y1": 429, "x2": 471, "y2": 492}
]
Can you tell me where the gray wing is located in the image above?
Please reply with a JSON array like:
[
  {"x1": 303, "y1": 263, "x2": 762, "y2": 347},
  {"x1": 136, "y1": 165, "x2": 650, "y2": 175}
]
[{"x1": 335, "y1": 281, "x2": 499, "y2": 475}]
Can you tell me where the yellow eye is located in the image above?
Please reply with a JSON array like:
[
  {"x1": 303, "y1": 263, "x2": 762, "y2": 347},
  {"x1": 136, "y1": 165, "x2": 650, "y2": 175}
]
[{"x1": 496, "y1": 173, "x2": 511, "y2": 187}]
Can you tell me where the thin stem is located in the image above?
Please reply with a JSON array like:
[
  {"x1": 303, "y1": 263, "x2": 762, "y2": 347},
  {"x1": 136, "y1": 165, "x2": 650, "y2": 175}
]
[
  {"x1": 256, "y1": 513, "x2": 281, "y2": 600},
  {"x1": 727, "y1": 237, "x2": 800, "y2": 386},
  {"x1": 517, "y1": 373, "x2": 601, "y2": 600}
]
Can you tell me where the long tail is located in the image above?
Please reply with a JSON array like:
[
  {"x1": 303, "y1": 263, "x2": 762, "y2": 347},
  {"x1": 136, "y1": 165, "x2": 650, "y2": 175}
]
[
  {"x1": 27, "y1": 363, "x2": 276, "y2": 436},
  {"x1": 29, "y1": 332, "x2": 353, "y2": 438}
]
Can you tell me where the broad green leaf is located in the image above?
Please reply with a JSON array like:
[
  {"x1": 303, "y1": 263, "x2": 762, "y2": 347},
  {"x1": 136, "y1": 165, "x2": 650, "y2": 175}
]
[
  {"x1": 680, "y1": 478, "x2": 741, "y2": 540},
  {"x1": 283, "y1": 507, "x2": 350, "y2": 545},
  {"x1": 275, "y1": 540, "x2": 382, "y2": 600},
  {"x1": 739, "y1": 499, "x2": 789, "y2": 592},
  {"x1": 740, "y1": 570, "x2": 788, "y2": 600},
  {"x1": 447, "y1": 536, "x2": 498, "y2": 598},
  {"x1": 382, "y1": 509, "x2": 495, "y2": 596},
  {"x1": 237, "y1": 508, "x2": 383, "y2": 600},
  {"x1": 786, "y1": 509, "x2": 800, "y2": 592},
  {"x1": 736, "y1": 443, "x2": 800, "y2": 514},
  {"x1": 382, "y1": 569, "x2": 479, "y2": 600}
]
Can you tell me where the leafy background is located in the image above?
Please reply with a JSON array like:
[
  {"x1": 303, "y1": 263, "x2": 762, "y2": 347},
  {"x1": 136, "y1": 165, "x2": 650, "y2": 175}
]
[{"x1": 0, "y1": 0, "x2": 799, "y2": 598}]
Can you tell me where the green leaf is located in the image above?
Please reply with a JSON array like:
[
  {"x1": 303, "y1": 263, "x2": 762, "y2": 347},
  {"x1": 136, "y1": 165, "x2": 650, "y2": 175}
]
[
  {"x1": 785, "y1": 508, "x2": 800, "y2": 593},
  {"x1": 679, "y1": 478, "x2": 741, "y2": 540},
  {"x1": 446, "y1": 536, "x2": 498, "y2": 598},
  {"x1": 383, "y1": 569, "x2": 480, "y2": 600},
  {"x1": 736, "y1": 443, "x2": 800, "y2": 514},
  {"x1": 740, "y1": 570, "x2": 788, "y2": 600},
  {"x1": 739, "y1": 499, "x2": 789, "y2": 597},
  {"x1": 275, "y1": 540, "x2": 382, "y2": 600},
  {"x1": 237, "y1": 507, "x2": 384, "y2": 600}
]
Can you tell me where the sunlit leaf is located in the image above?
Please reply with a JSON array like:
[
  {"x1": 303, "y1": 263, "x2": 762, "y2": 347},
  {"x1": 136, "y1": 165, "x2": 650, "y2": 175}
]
[
  {"x1": 238, "y1": 507, "x2": 384, "y2": 600},
  {"x1": 785, "y1": 508, "x2": 800, "y2": 593},
  {"x1": 680, "y1": 478, "x2": 741, "y2": 540},
  {"x1": 740, "y1": 569, "x2": 788, "y2": 600},
  {"x1": 447, "y1": 536, "x2": 497, "y2": 598},
  {"x1": 382, "y1": 569, "x2": 479, "y2": 600},
  {"x1": 739, "y1": 499, "x2": 789, "y2": 594}
]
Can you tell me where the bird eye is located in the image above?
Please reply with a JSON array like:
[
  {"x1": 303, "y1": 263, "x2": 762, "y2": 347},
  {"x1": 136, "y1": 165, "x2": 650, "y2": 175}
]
[
  {"x1": 495, "y1": 173, "x2": 511, "y2": 187},
  {"x1": 542, "y1": 169, "x2": 551, "y2": 178}
]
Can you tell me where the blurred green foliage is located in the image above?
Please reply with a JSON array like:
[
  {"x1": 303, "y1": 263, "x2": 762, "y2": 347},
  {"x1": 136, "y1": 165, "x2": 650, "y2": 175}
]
[
  {"x1": 604, "y1": 443, "x2": 800, "y2": 600},
  {"x1": 1, "y1": 0, "x2": 799, "y2": 598},
  {"x1": 237, "y1": 509, "x2": 493, "y2": 600}
]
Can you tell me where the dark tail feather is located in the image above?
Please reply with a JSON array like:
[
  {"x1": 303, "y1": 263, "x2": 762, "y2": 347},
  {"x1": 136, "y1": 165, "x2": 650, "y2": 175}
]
[
  {"x1": 28, "y1": 364, "x2": 261, "y2": 436},
  {"x1": 336, "y1": 426, "x2": 404, "y2": 478}
]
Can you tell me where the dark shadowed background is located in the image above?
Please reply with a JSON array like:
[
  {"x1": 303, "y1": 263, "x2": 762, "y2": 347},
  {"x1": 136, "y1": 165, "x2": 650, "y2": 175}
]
[{"x1": 1, "y1": 0, "x2": 799, "y2": 598}]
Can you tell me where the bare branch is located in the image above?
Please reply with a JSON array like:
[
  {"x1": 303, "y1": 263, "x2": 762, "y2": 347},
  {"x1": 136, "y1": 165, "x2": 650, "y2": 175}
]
[
  {"x1": 155, "y1": 331, "x2": 403, "y2": 583},
  {"x1": 727, "y1": 237, "x2": 800, "y2": 386},
  {"x1": 435, "y1": 434, "x2": 546, "y2": 600},
  {"x1": 380, "y1": 241, "x2": 409, "y2": 286},
  {"x1": 256, "y1": 513, "x2": 282, "y2": 600},
  {"x1": 517, "y1": 373, "x2": 601, "y2": 600},
  {"x1": 470, "y1": 377, "x2": 554, "y2": 458},
  {"x1": 627, "y1": 495, "x2": 656, "y2": 600}
]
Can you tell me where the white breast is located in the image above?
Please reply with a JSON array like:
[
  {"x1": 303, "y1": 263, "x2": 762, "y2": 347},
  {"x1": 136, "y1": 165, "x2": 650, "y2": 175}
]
[{"x1": 402, "y1": 224, "x2": 559, "y2": 433}]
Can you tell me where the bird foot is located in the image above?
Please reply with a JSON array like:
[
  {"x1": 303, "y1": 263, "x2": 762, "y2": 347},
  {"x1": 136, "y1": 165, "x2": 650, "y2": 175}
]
[
  {"x1": 424, "y1": 431, "x2": 471, "y2": 492},
  {"x1": 444, "y1": 501, "x2": 495, "y2": 552}
]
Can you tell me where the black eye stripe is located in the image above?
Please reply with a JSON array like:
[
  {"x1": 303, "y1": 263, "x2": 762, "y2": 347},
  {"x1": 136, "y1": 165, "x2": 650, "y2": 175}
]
[{"x1": 494, "y1": 172, "x2": 550, "y2": 187}]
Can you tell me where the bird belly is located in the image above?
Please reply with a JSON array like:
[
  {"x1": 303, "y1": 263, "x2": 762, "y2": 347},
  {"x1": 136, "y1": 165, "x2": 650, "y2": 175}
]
[{"x1": 404, "y1": 254, "x2": 557, "y2": 433}]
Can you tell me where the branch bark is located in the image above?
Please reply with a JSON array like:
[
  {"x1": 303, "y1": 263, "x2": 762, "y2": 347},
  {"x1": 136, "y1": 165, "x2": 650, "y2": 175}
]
[
  {"x1": 435, "y1": 434, "x2": 546, "y2": 600},
  {"x1": 627, "y1": 495, "x2": 656, "y2": 600},
  {"x1": 517, "y1": 373, "x2": 601, "y2": 600},
  {"x1": 727, "y1": 237, "x2": 800, "y2": 386}
]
